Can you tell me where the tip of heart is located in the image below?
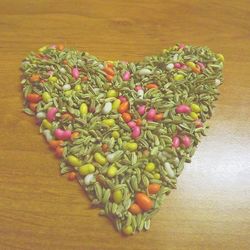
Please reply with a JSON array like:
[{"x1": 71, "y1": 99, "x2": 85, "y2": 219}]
[{"x1": 21, "y1": 43, "x2": 224, "y2": 235}]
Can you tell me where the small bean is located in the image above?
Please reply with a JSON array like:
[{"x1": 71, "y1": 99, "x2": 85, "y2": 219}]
[
  {"x1": 145, "y1": 162, "x2": 155, "y2": 172},
  {"x1": 107, "y1": 89, "x2": 118, "y2": 98},
  {"x1": 42, "y1": 92, "x2": 51, "y2": 103},
  {"x1": 112, "y1": 99, "x2": 121, "y2": 112},
  {"x1": 47, "y1": 107, "x2": 58, "y2": 122},
  {"x1": 79, "y1": 163, "x2": 95, "y2": 176},
  {"x1": 122, "y1": 225, "x2": 133, "y2": 235},
  {"x1": 122, "y1": 71, "x2": 131, "y2": 81},
  {"x1": 72, "y1": 67, "x2": 79, "y2": 79},
  {"x1": 124, "y1": 142, "x2": 138, "y2": 151},
  {"x1": 63, "y1": 84, "x2": 71, "y2": 91},
  {"x1": 191, "y1": 103, "x2": 201, "y2": 113},
  {"x1": 138, "y1": 68, "x2": 151, "y2": 76},
  {"x1": 107, "y1": 164, "x2": 117, "y2": 177},
  {"x1": 174, "y1": 74, "x2": 184, "y2": 81},
  {"x1": 102, "y1": 102, "x2": 112, "y2": 114},
  {"x1": 80, "y1": 103, "x2": 88, "y2": 115},
  {"x1": 84, "y1": 174, "x2": 94, "y2": 185},
  {"x1": 102, "y1": 119, "x2": 115, "y2": 127},
  {"x1": 48, "y1": 76, "x2": 58, "y2": 84},
  {"x1": 43, "y1": 129, "x2": 52, "y2": 142},
  {"x1": 41, "y1": 119, "x2": 52, "y2": 129},
  {"x1": 36, "y1": 111, "x2": 46, "y2": 120},
  {"x1": 166, "y1": 63, "x2": 174, "y2": 70},
  {"x1": 94, "y1": 152, "x2": 107, "y2": 165},
  {"x1": 74, "y1": 84, "x2": 82, "y2": 91},
  {"x1": 67, "y1": 155, "x2": 82, "y2": 167},
  {"x1": 113, "y1": 190, "x2": 123, "y2": 204},
  {"x1": 175, "y1": 104, "x2": 191, "y2": 114},
  {"x1": 190, "y1": 112, "x2": 199, "y2": 120},
  {"x1": 112, "y1": 131, "x2": 120, "y2": 139}
]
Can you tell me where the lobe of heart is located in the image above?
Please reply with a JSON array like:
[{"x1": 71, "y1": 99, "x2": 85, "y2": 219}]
[{"x1": 21, "y1": 43, "x2": 224, "y2": 235}]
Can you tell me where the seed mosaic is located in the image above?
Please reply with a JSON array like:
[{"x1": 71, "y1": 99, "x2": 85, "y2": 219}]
[{"x1": 21, "y1": 43, "x2": 224, "y2": 235}]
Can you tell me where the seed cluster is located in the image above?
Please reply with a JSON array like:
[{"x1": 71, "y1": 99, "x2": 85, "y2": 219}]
[{"x1": 21, "y1": 43, "x2": 224, "y2": 235}]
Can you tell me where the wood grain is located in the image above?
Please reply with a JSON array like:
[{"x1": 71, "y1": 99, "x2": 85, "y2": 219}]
[{"x1": 0, "y1": 0, "x2": 249, "y2": 249}]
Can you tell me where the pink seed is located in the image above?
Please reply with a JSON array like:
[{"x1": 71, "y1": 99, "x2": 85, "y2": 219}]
[
  {"x1": 54, "y1": 128, "x2": 64, "y2": 140},
  {"x1": 175, "y1": 104, "x2": 191, "y2": 114},
  {"x1": 197, "y1": 62, "x2": 205, "y2": 70},
  {"x1": 194, "y1": 119, "x2": 203, "y2": 128},
  {"x1": 63, "y1": 130, "x2": 72, "y2": 140},
  {"x1": 131, "y1": 126, "x2": 141, "y2": 139},
  {"x1": 127, "y1": 121, "x2": 136, "y2": 128},
  {"x1": 122, "y1": 71, "x2": 131, "y2": 81},
  {"x1": 72, "y1": 68, "x2": 79, "y2": 79},
  {"x1": 137, "y1": 105, "x2": 146, "y2": 115},
  {"x1": 135, "y1": 85, "x2": 143, "y2": 91},
  {"x1": 179, "y1": 44, "x2": 185, "y2": 49},
  {"x1": 181, "y1": 135, "x2": 192, "y2": 148},
  {"x1": 47, "y1": 71, "x2": 53, "y2": 76},
  {"x1": 146, "y1": 108, "x2": 156, "y2": 121},
  {"x1": 172, "y1": 136, "x2": 180, "y2": 148},
  {"x1": 47, "y1": 107, "x2": 58, "y2": 122},
  {"x1": 174, "y1": 63, "x2": 182, "y2": 69},
  {"x1": 54, "y1": 128, "x2": 71, "y2": 140},
  {"x1": 118, "y1": 96, "x2": 127, "y2": 103}
]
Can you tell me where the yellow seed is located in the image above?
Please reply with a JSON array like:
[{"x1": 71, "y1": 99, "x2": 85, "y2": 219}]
[
  {"x1": 145, "y1": 162, "x2": 155, "y2": 172},
  {"x1": 80, "y1": 103, "x2": 88, "y2": 115},
  {"x1": 124, "y1": 142, "x2": 138, "y2": 152},
  {"x1": 94, "y1": 152, "x2": 107, "y2": 165},
  {"x1": 154, "y1": 173, "x2": 161, "y2": 179},
  {"x1": 190, "y1": 112, "x2": 199, "y2": 120},
  {"x1": 48, "y1": 76, "x2": 58, "y2": 84},
  {"x1": 186, "y1": 61, "x2": 196, "y2": 68},
  {"x1": 79, "y1": 164, "x2": 95, "y2": 176},
  {"x1": 64, "y1": 90, "x2": 72, "y2": 97},
  {"x1": 217, "y1": 53, "x2": 224, "y2": 62},
  {"x1": 191, "y1": 103, "x2": 201, "y2": 113},
  {"x1": 41, "y1": 119, "x2": 52, "y2": 129},
  {"x1": 74, "y1": 84, "x2": 81, "y2": 91},
  {"x1": 107, "y1": 89, "x2": 118, "y2": 98},
  {"x1": 87, "y1": 164, "x2": 95, "y2": 173},
  {"x1": 39, "y1": 46, "x2": 47, "y2": 53},
  {"x1": 67, "y1": 155, "x2": 82, "y2": 168},
  {"x1": 102, "y1": 119, "x2": 115, "y2": 127},
  {"x1": 122, "y1": 225, "x2": 133, "y2": 235},
  {"x1": 42, "y1": 92, "x2": 51, "y2": 103},
  {"x1": 174, "y1": 74, "x2": 184, "y2": 81},
  {"x1": 112, "y1": 131, "x2": 120, "y2": 139},
  {"x1": 112, "y1": 99, "x2": 121, "y2": 112},
  {"x1": 107, "y1": 164, "x2": 117, "y2": 178},
  {"x1": 113, "y1": 190, "x2": 123, "y2": 204}
]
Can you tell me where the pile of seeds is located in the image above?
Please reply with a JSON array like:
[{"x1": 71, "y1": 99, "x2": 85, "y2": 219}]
[{"x1": 21, "y1": 43, "x2": 224, "y2": 235}]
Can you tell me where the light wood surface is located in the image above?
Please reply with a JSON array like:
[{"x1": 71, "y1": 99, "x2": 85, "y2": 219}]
[{"x1": 0, "y1": 1, "x2": 250, "y2": 249}]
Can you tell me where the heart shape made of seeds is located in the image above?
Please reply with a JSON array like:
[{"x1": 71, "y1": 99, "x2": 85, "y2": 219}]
[{"x1": 21, "y1": 43, "x2": 224, "y2": 235}]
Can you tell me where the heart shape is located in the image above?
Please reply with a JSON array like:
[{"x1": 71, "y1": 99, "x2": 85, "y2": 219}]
[{"x1": 21, "y1": 44, "x2": 224, "y2": 235}]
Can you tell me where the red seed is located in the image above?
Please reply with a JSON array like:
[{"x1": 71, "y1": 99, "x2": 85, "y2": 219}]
[
  {"x1": 55, "y1": 146, "x2": 64, "y2": 158},
  {"x1": 118, "y1": 101, "x2": 129, "y2": 113},
  {"x1": 146, "y1": 83, "x2": 158, "y2": 89},
  {"x1": 148, "y1": 184, "x2": 161, "y2": 194},
  {"x1": 27, "y1": 93, "x2": 42, "y2": 103},
  {"x1": 103, "y1": 67, "x2": 115, "y2": 76},
  {"x1": 68, "y1": 172, "x2": 76, "y2": 181},
  {"x1": 29, "y1": 103, "x2": 37, "y2": 112}
]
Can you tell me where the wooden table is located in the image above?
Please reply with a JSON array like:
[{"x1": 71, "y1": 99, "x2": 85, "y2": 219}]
[{"x1": 0, "y1": 0, "x2": 249, "y2": 249}]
